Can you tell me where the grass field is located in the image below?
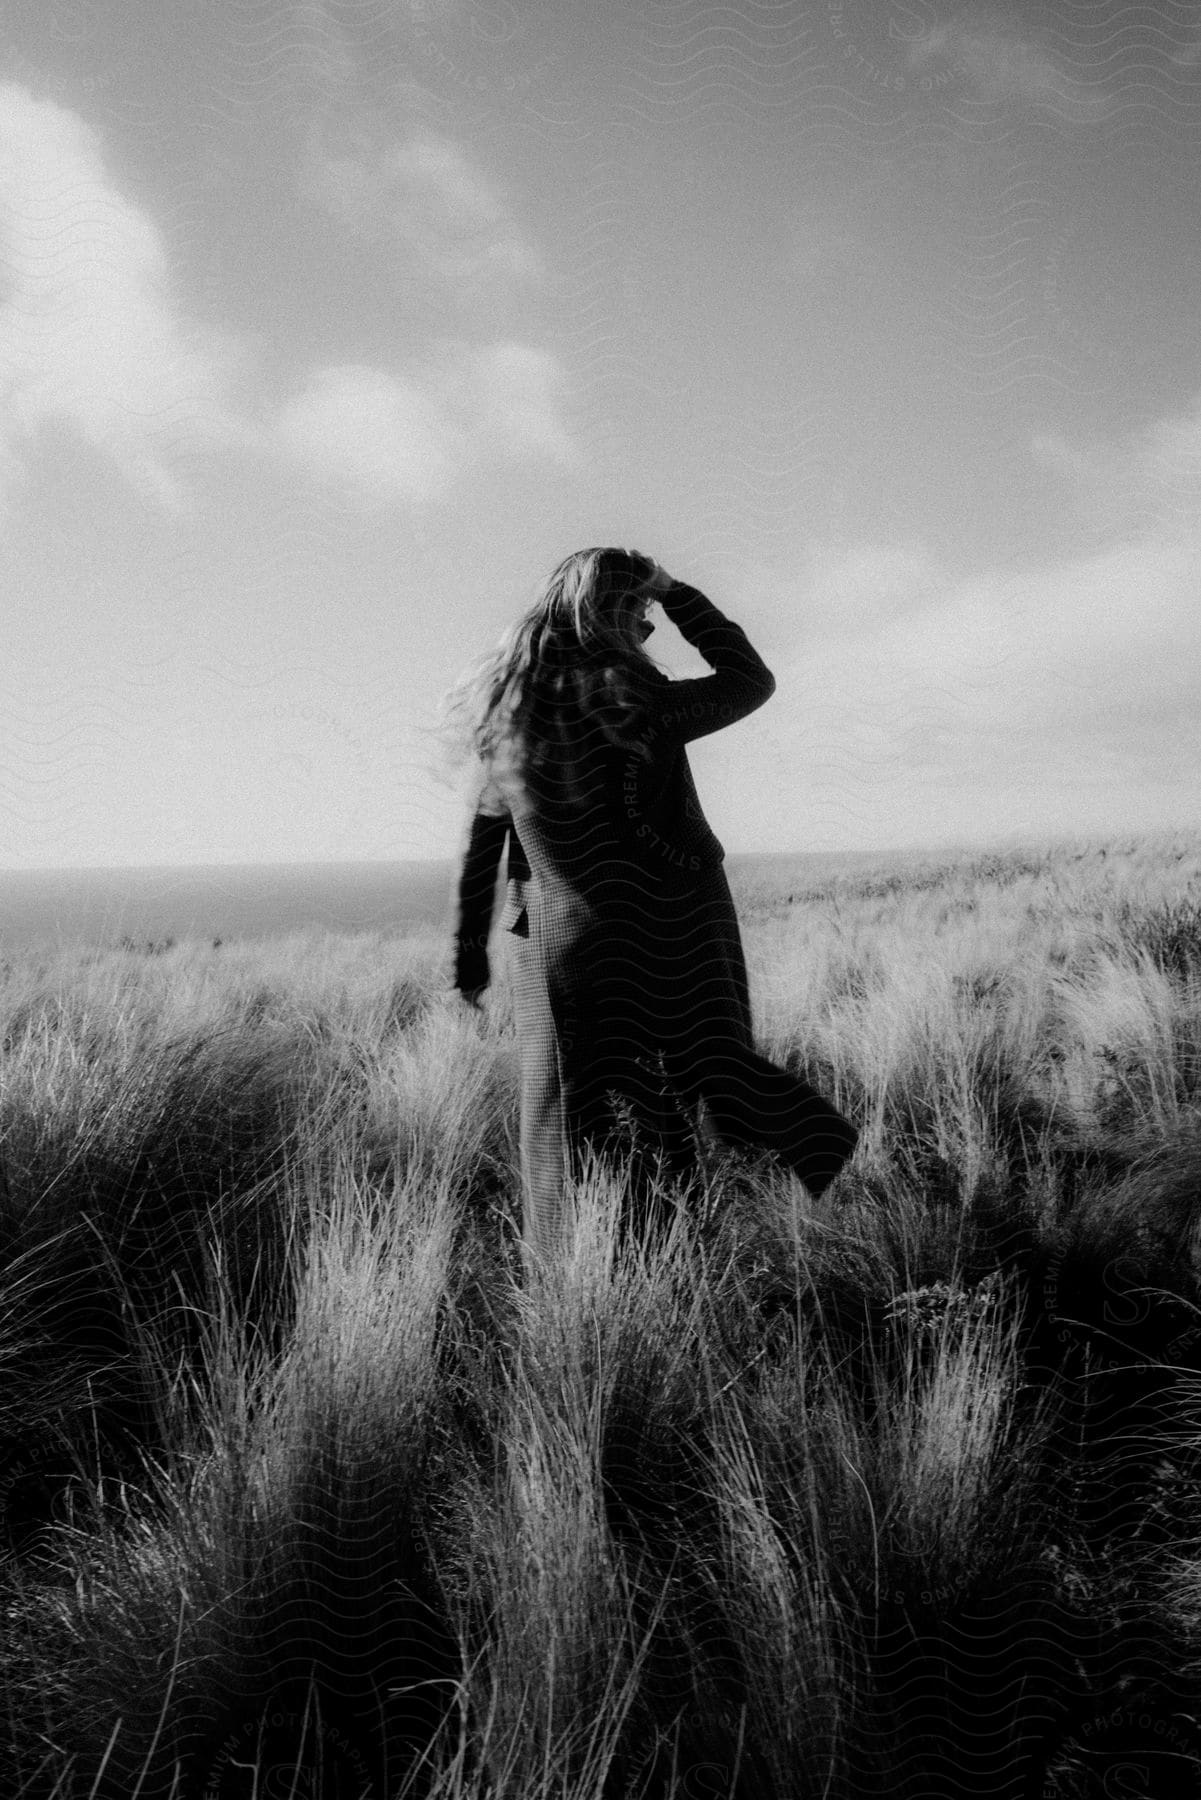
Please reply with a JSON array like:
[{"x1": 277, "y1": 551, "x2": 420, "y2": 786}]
[{"x1": 3, "y1": 830, "x2": 1201, "y2": 1797}]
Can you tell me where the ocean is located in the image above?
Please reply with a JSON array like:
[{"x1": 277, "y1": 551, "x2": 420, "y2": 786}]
[{"x1": 0, "y1": 850, "x2": 904, "y2": 952}]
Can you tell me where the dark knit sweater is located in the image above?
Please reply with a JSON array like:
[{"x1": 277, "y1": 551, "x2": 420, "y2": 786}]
[{"x1": 452, "y1": 583, "x2": 775, "y2": 992}]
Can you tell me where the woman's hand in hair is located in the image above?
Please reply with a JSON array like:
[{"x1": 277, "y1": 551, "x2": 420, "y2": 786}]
[{"x1": 636, "y1": 559, "x2": 675, "y2": 597}]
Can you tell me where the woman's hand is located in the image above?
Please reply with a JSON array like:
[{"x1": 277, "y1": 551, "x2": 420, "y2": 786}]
[
  {"x1": 625, "y1": 550, "x2": 673, "y2": 597},
  {"x1": 642, "y1": 562, "x2": 675, "y2": 597}
]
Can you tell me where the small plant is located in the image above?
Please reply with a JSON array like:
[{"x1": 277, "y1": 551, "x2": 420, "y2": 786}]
[
  {"x1": 1116, "y1": 895, "x2": 1201, "y2": 983},
  {"x1": 883, "y1": 1273, "x2": 1001, "y2": 1340}
]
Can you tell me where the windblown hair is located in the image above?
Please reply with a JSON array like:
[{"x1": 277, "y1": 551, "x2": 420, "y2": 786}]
[{"x1": 440, "y1": 547, "x2": 664, "y2": 813}]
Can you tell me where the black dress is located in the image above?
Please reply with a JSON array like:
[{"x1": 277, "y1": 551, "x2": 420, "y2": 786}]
[{"x1": 453, "y1": 584, "x2": 858, "y2": 1262}]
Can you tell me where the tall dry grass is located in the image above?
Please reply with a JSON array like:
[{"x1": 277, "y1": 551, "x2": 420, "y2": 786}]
[{"x1": 2, "y1": 832, "x2": 1201, "y2": 1796}]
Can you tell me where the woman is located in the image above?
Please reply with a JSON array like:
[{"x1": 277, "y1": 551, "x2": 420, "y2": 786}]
[{"x1": 447, "y1": 547, "x2": 857, "y2": 1265}]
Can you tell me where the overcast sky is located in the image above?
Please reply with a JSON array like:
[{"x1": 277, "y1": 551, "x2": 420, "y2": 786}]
[{"x1": 3, "y1": 0, "x2": 1200, "y2": 868}]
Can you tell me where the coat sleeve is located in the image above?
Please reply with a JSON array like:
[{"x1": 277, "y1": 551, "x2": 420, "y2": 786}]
[
  {"x1": 452, "y1": 773, "x2": 511, "y2": 992},
  {"x1": 644, "y1": 583, "x2": 776, "y2": 746}
]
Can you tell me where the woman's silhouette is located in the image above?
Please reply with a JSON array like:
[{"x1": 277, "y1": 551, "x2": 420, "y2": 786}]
[{"x1": 448, "y1": 548, "x2": 857, "y2": 1265}]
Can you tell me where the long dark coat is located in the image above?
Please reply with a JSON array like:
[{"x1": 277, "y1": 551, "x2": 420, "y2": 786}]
[{"x1": 452, "y1": 583, "x2": 857, "y2": 1261}]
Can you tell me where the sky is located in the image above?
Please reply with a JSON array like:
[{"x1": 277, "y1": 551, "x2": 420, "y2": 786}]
[{"x1": 3, "y1": 0, "x2": 1200, "y2": 869}]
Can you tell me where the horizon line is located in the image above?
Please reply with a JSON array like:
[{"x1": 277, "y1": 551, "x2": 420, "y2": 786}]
[{"x1": 0, "y1": 828, "x2": 1185, "y2": 880}]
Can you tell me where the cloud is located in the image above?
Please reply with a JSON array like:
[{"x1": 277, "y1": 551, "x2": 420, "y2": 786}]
[
  {"x1": 464, "y1": 341, "x2": 575, "y2": 459},
  {"x1": 0, "y1": 86, "x2": 572, "y2": 518},
  {"x1": 276, "y1": 364, "x2": 458, "y2": 504},
  {"x1": 800, "y1": 541, "x2": 942, "y2": 631},
  {"x1": 1033, "y1": 391, "x2": 1201, "y2": 541},
  {"x1": 761, "y1": 502, "x2": 1201, "y2": 848},
  {"x1": 907, "y1": 13, "x2": 1112, "y2": 118},
  {"x1": 811, "y1": 534, "x2": 1199, "y2": 745},
  {"x1": 0, "y1": 83, "x2": 240, "y2": 510},
  {"x1": 275, "y1": 340, "x2": 575, "y2": 505},
  {"x1": 407, "y1": 0, "x2": 464, "y2": 22},
  {"x1": 303, "y1": 121, "x2": 543, "y2": 298}
]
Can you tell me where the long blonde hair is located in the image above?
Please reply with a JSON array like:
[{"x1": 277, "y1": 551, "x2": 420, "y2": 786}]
[{"x1": 441, "y1": 547, "x2": 664, "y2": 813}]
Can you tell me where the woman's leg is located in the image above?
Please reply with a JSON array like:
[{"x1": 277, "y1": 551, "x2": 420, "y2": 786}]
[
  {"x1": 518, "y1": 1029, "x2": 574, "y2": 1266},
  {"x1": 514, "y1": 921, "x2": 679, "y2": 1261},
  {"x1": 509, "y1": 931, "x2": 575, "y2": 1269}
]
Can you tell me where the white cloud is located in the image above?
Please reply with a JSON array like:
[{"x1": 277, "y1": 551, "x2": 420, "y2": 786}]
[
  {"x1": 407, "y1": 0, "x2": 463, "y2": 22},
  {"x1": 800, "y1": 540, "x2": 942, "y2": 631},
  {"x1": 758, "y1": 493, "x2": 1201, "y2": 849},
  {"x1": 0, "y1": 83, "x2": 240, "y2": 510},
  {"x1": 276, "y1": 364, "x2": 458, "y2": 504},
  {"x1": 275, "y1": 339, "x2": 575, "y2": 505},
  {"x1": 462, "y1": 341, "x2": 576, "y2": 460},
  {"x1": 303, "y1": 122, "x2": 543, "y2": 297},
  {"x1": 0, "y1": 86, "x2": 572, "y2": 518},
  {"x1": 1033, "y1": 391, "x2": 1201, "y2": 541},
  {"x1": 908, "y1": 14, "x2": 1112, "y2": 118}
]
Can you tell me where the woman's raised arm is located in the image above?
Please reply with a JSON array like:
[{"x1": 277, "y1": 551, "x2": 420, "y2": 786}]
[{"x1": 646, "y1": 581, "x2": 776, "y2": 746}]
